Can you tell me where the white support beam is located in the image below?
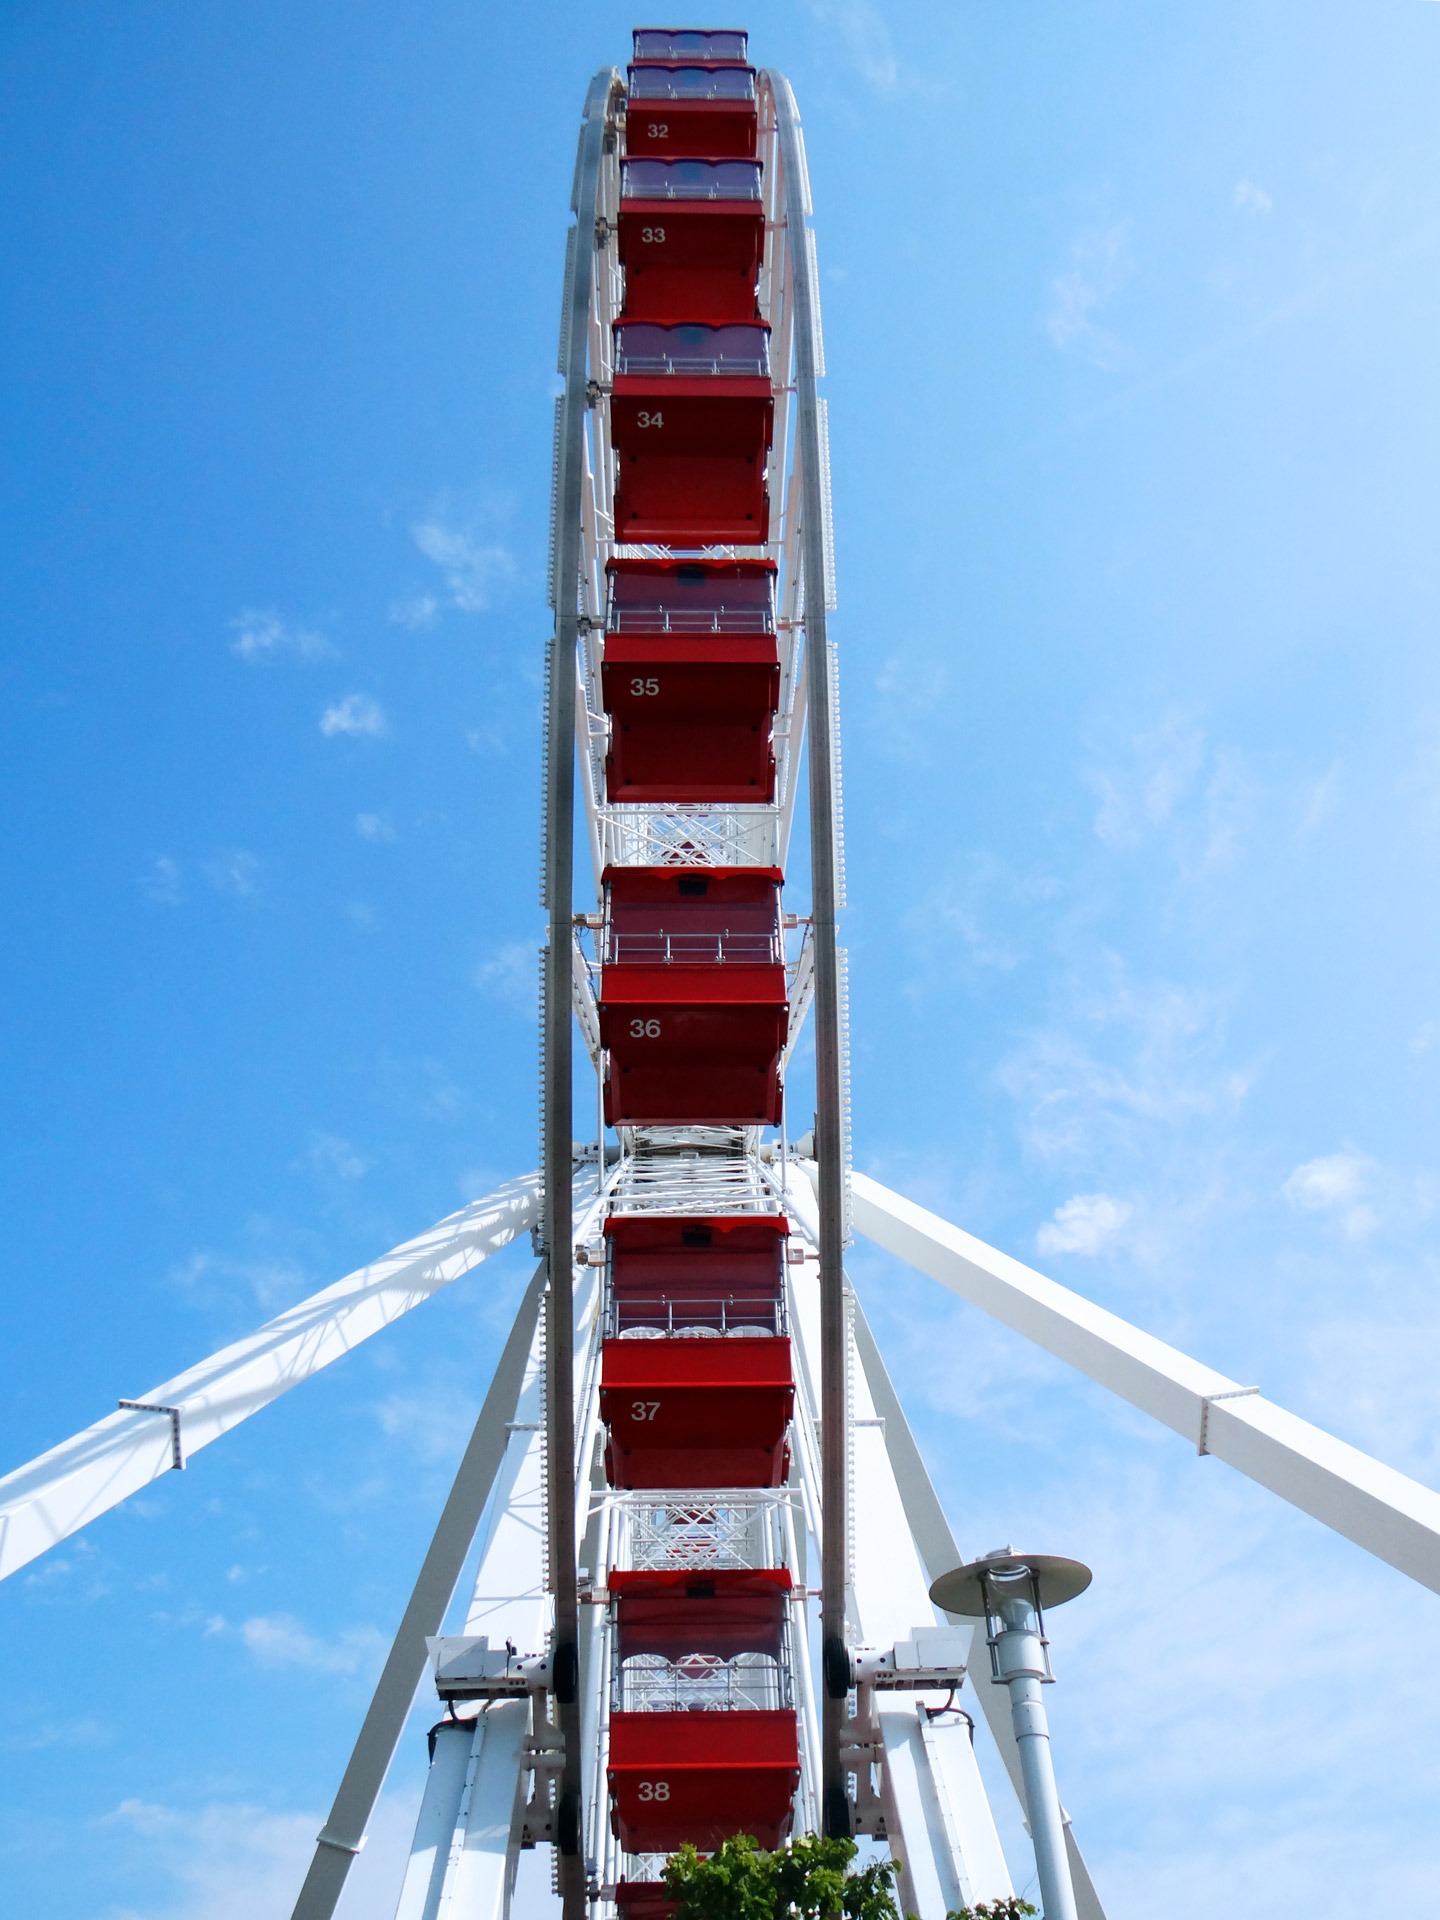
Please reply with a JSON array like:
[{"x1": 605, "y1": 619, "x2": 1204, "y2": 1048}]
[
  {"x1": 0, "y1": 1171, "x2": 548, "y2": 1583},
  {"x1": 832, "y1": 1164, "x2": 1440, "y2": 1600},
  {"x1": 844, "y1": 1266, "x2": 1108, "y2": 1920}
]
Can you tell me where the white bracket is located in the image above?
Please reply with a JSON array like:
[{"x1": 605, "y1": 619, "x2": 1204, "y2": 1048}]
[
  {"x1": 1198, "y1": 1385, "x2": 1260, "y2": 1455},
  {"x1": 427, "y1": 1635, "x2": 553, "y2": 1701},
  {"x1": 117, "y1": 1399, "x2": 184, "y2": 1470}
]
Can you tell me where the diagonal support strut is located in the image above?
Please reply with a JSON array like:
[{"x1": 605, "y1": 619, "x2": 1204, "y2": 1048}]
[
  {"x1": 832, "y1": 1164, "x2": 1440, "y2": 1599},
  {"x1": 289, "y1": 1262, "x2": 549, "y2": 1920}
]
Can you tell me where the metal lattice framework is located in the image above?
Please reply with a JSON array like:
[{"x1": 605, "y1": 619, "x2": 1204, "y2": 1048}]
[{"x1": 5, "y1": 28, "x2": 1440, "y2": 1920}]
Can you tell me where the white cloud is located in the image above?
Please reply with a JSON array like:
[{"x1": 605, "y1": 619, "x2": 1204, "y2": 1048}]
[
  {"x1": 299, "y1": 1131, "x2": 369, "y2": 1181},
  {"x1": 1091, "y1": 711, "x2": 1205, "y2": 846},
  {"x1": 1000, "y1": 961, "x2": 1253, "y2": 1166},
  {"x1": 229, "y1": 608, "x2": 335, "y2": 663},
  {"x1": 141, "y1": 855, "x2": 182, "y2": 905},
  {"x1": 1087, "y1": 710, "x2": 1249, "y2": 872},
  {"x1": 411, "y1": 510, "x2": 515, "y2": 613},
  {"x1": 475, "y1": 941, "x2": 535, "y2": 1014},
  {"x1": 1234, "y1": 179, "x2": 1274, "y2": 214},
  {"x1": 388, "y1": 593, "x2": 438, "y2": 629},
  {"x1": 237, "y1": 1612, "x2": 385, "y2": 1677},
  {"x1": 100, "y1": 1790, "x2": 420, "y2": 1920},
  {"x1": 1044, "y1": 220, "x2": 1133, "y2": 367},
  {"x1": 13, "y1": 1715, "x2": 113, "y2": 1751},
  {"x1": 202, "y1": 849, "x2": 261, "y2": 898},
  {"x1": 101, "y1": 1798, "x2": 316, "y2": 1920},
  {"x1": 320, "y1": 693, "x2": 387, "y2": 739},
  {"x1": 1297, "y1": 759, "x2": 1342, "y2": 837},
  {"x1": 168, "y1": 1247, "x2": 309, "y2": 1316},
  {"x1": 913, "y1": 854, "x2": 1060, "y2": 976},
  {"x1": 871, "y1": 653, "x2": 949, "y2": 759},
  {"x1": 465, "y1": 720, "x2": 511, "y2": 757},
  {"x1": 355, "y1": 811, "x2": 396, "y2": 843},
  {"x1": 1303, "y1": 1318, "x2": 1440, "y2": 1480},
  {"x1": 1037, "y1": 1191, "x2": 1133, "y2": 1256},
  {"x1": 1283, "y1": 1149, "x2": 1378, "y2": 1237},
  {"x1": 804, "y1": 0, "x2": 899, "y2": 92},
  {"x1": 373, "y1": 1389, "x2": 477, "y2": 1464}
]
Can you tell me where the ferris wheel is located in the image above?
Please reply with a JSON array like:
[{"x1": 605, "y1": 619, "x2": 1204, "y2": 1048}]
[{"x1": 5, "y1": 26, "x2": 1440, "y2": 1920}]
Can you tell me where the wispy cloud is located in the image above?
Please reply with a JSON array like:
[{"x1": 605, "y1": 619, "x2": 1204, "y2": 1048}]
[
  {"x1": 409, "y1": 505, "x2": 515, "y2": 614},
  {"x1": 871, "y1": 653, "x2": 950, "y2": 760},
  {"x1": 1045, "y1": 220, "x2": 1134, "y2": 368},
  {"x1": 228, "y1": 608, "x2": 335, "y2": 663},
  {"x1": 373, "y1": 1389, "x2": 478, "y2": 1464},
  {"x1": 912, "y1": 853, "x2": 1060, "y2": 976},
  {"x1": 140, "y1": 855, "x2": 182, "y2": 905},
  {"x1": 1086, "y1": 709, "x2": 1249, "y2": 872},
  {"x1": 1037, "y1": 1191, "x2": 1133, "y2": 1256},
  {"x1": 388, "y1": 593, "x2": 439, "y2": 630},
  {"x1": 475, "y1": 941, "x2": 535, "y2": 1014},
  {"x1": 465, "y1": 719, "x2": 512, "y2": 757},
  {"x1": 202, "y1": 849, "x2": 262, "y2": 898},
  {"x1": 804, "y1": 0, "x2": 899, "y2": 92},
  {"x1": 320, "y1": 693, "x2": 387, "y2": 739},
  {"x1": 21, "y1": 1536, "x2": 108, "y2": 1601},
  {"x1": 999, "y1": 959, "x2": 1253, "y2": 1165},
  {"x1": 10, "y1": 1714, "x2": 113, "y2": 1751},
  {"x1": 101, "y1": 1797, "x2": 318, "y2": 1920},
  {"x1": 234, "y1": 1613, "x2": 385, "y2": 1677},
  {"x1": 298, "y1": 1131, "x2": 370, "y2": 1181},
  {"x1": 355, "y1": 811, "x2": 396, "y2": 843},
  {"x1": 100, "y1": 1789, "x2": 421, "y2": 1920},
  {"x1": 1234, "y1": 179, "x2": 1274, "y2": 215},
  {"x1": 168, "y1": 1247, "x2": 309, "y2": 1317},
  {"x1": 1283, "y1": 1149, "x2": 1378, "y2": 1238}
]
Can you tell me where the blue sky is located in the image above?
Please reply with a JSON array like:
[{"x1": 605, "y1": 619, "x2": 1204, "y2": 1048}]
[{"x1": 4, "y1": 1, "x2": 1440, "y2": 1914}]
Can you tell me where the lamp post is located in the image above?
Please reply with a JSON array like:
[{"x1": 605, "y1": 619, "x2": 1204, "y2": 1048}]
[{"x1": 930, "y1": 1550, "x2": 1091, "y2": 1920}]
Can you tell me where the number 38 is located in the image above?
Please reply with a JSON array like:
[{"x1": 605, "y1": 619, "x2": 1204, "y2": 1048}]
[{"x1": 637, "y1": 1780, "x2": 671, "y2": 1801}]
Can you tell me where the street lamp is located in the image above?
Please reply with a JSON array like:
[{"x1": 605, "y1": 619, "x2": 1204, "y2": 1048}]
[{"x1": 930, "y1": 1549, "x2": 1091, "y2": 1920}]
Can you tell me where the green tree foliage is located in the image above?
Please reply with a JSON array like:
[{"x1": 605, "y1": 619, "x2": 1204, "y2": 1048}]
[
  {"x1": 944, "y1": 1902, "x2": 1037, "y2": 1920},
  {"x1": 661, "y1": 1833, "x2": 904, "y2": 1920}
]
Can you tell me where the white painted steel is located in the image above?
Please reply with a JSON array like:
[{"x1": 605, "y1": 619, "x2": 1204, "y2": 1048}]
[
  {"x1": 394, "y1": 1720, "x2": 474, "y2": 1920},
  {"x1": 846, "y1": 1289, "x2": 1108, "y2": 1920},
  {"x1": 0, "y1": 1171, "x2": 544, "y2": 1583},
  {"x1": 290, "y1": 1265, "x2": 553, "y2": 1920},
  {"x1": 393, "y1": 1704, "x2": 529, "y2": 1920},
  {"x1": 989, "y1": 1593, "x2": 1079, "y2": 1920},
  {"x1": 395, "y1": 1197, "x2": 606, "y2": 1911},
  {"x1": 785, "y1": 1175, "x2": 1017, "y2": 1912},
  {"x1": 840, "y1": 1164, "x2": 1440, "y2": 1599}
]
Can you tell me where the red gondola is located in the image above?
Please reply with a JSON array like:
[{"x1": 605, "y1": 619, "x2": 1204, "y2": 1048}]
[
  {"x1": 602, "y1": 559, "x2": 779, "y2": 803},
  {"x1": 598, "y1": 867, "x2": 787, "y2": 1127},
  {"x1": 608, "y1": 1709, "x2": 800, "y2": 1852}
]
